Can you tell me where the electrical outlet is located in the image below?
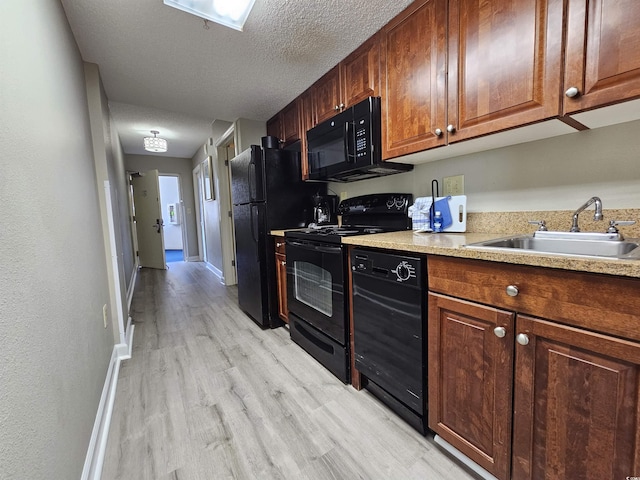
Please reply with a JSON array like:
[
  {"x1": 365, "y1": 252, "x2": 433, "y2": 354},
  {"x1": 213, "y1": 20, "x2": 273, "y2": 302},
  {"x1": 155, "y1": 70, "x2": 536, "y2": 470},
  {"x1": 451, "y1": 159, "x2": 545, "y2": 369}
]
[
  {"x1": 443, "y1": 175, "x2": 464, "y2": 196},
  {"x1": 103, "y1": 304, "x2": 108, "y2": 329}
]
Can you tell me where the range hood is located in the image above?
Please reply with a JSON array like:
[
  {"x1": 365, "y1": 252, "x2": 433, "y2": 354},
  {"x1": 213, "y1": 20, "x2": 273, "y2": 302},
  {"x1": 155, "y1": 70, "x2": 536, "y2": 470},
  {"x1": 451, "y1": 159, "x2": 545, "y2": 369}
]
[{"x1": 324, "y1": 162, "x2": 413, "y2": 182}]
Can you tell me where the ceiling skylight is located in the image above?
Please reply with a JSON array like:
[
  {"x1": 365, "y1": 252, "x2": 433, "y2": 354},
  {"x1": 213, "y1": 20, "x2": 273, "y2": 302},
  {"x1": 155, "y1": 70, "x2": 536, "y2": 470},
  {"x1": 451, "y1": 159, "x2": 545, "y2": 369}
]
[{"x1": 164, "y1": 0, "x2": 256, "y2": 31}]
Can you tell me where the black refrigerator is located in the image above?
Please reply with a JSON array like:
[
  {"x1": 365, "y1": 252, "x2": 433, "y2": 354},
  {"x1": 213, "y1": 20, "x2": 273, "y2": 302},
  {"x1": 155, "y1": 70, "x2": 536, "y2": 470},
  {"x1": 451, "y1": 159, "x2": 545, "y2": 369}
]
[{"x1": 231, "y1": 144, "x2": 324, "y2": 328}]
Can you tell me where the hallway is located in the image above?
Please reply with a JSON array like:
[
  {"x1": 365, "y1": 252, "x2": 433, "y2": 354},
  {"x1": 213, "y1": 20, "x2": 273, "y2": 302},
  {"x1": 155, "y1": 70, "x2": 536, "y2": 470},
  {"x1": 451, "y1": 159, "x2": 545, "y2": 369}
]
[{"x1": 101, "y1": 262, "x2": 475, "y2": 479}]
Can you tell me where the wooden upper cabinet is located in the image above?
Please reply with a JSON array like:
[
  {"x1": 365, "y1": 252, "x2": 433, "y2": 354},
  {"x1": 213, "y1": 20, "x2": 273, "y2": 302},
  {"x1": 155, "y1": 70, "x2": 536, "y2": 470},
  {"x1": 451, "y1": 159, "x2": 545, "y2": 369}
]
[
  {"x1": 266, "y1": 114, "x2": 282, "y2": 142},
  {"x1": 341, "y1": 34, "x2": 381, "y2": 107},
  {"x1": 564, "y1": 0, "x2": 640, "y2": 114},
  {"x1": 312, "y1": 35, "x2": 382, "y2": 125},
  {"x1": 299, "y1": 88, "x2": 314, "y2": 180},
  {"x1": 312, "y1": 66, "x2": 342, "y2": 124},
  {"x1": 281, "y1": 99, "x2": 300, "y2": 145},
  {"x1": 266, "y1": 99, "x2": 301, "y2": 147},
  {"x1": 428, "y1": 292, "x2": 515, "y2": 480},
  {"x1": 380, "y1": 0, "x2": 447, "y2": 160},
  {"x1": 512, "y1": 315, "x2": 640, "y2": 480},
  {"x1": 447, "y1": 0, "x2": 564, "y2": 143}
]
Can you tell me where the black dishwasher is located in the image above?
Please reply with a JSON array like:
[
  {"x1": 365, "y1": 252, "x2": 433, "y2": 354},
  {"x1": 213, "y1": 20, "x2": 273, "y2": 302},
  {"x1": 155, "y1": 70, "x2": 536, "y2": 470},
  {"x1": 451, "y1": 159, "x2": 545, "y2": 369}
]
[{"x1": 351, "y1": 248, "x2": 426, "y2": 433}]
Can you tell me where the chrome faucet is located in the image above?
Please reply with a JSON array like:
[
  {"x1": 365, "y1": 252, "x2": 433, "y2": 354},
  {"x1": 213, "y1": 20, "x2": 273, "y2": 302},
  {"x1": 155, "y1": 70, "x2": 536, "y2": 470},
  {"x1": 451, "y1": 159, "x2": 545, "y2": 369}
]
[{"x1": 570, "y1": 196, "x2": 603, "y2": 232}]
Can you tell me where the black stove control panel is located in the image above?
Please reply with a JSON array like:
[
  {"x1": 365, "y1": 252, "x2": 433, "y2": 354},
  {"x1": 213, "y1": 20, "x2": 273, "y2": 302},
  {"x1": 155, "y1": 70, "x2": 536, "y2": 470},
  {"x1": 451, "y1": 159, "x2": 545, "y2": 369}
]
[{"x1": 337, "y1": 193, "x2": 412, "y2": 216}]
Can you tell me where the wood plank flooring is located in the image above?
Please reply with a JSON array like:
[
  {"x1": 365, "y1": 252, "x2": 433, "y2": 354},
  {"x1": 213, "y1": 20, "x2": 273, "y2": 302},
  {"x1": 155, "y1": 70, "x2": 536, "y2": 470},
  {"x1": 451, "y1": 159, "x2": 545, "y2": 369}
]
[{"x1": 101, "y1": 262, "x2": 477, "y2": 480}]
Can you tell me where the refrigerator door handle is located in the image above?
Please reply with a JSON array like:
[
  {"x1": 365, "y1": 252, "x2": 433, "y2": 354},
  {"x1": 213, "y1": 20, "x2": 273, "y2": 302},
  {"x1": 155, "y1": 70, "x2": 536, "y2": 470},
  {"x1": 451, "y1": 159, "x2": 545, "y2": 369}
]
[
  {"x1": 248, "y1": 160, "x2": 255, "y2": 202},
  {"x1": 250, "y1": 204, "x2": 259, "y2": 261}
]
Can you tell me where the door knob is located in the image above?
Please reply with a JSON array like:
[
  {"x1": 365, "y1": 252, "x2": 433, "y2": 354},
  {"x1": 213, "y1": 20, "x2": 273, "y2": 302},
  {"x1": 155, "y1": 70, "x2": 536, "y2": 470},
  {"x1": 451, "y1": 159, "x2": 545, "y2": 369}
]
[
  {"x1": 565, "y1": 86, "x2": 579, "y2": 98},
  {"x1": 493, "y1": 327, "x2": 506, "y2": 338},
  {"x1": 516, "y1": 333, "x2": 530, "y2": 346}
]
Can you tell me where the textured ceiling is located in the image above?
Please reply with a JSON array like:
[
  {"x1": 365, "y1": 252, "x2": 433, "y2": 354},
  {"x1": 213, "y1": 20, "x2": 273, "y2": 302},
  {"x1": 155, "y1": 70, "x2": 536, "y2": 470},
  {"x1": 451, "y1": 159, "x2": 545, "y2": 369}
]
[{"x1": 60, "y1": 0, "x2": 414, "y2": 158}]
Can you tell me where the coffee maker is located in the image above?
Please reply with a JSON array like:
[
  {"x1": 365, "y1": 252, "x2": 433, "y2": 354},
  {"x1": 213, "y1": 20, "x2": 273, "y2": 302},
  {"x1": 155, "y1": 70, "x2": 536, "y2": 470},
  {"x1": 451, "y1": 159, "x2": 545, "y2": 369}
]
[{"x1": 312, "y1": 194, "x2": 338, "y2": 225}]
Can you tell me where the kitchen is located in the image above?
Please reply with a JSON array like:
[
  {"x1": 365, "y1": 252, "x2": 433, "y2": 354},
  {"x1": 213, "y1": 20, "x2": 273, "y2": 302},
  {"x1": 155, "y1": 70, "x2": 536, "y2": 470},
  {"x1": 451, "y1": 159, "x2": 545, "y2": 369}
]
[{"x1": 2, "y1": 1, "x2": 640, "y2": 480}]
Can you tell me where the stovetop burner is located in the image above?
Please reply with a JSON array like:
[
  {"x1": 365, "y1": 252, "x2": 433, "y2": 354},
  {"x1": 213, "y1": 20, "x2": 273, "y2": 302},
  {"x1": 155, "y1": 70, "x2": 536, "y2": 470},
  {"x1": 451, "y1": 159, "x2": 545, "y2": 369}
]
[{"x1": 285, "y1": 193, "x2": 413, "y2": 245}]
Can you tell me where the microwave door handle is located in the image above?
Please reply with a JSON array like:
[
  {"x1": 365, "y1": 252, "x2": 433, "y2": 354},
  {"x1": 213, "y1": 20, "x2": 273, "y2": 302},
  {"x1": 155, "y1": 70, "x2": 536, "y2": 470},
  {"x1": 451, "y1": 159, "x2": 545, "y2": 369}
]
[{"x1": 344, "y1": 121, "x2": 356, "y2": 163}]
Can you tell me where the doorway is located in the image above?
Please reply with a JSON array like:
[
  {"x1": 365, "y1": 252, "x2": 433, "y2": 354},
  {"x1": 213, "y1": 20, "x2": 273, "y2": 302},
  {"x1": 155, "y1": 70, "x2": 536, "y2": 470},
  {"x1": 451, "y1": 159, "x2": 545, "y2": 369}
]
[{"x1": 158, "y1": 175, "x2": 185, "y2": 263}]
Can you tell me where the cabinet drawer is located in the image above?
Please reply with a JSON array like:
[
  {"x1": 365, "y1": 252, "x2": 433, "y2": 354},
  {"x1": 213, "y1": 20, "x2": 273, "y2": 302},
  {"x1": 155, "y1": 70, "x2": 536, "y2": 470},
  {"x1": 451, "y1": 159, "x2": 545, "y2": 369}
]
[
  {"x1": 274, "y1": 236, "x2": 286, "y2": 255},
  {"x1": 427, "y1": 255, "x2": 640, "y2": 342}
]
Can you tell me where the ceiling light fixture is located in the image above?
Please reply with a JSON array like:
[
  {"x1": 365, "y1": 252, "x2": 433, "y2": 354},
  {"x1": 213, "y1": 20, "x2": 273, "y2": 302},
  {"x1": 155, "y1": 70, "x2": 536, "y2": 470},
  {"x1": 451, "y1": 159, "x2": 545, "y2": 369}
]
[
  {"x1": 164, "y1": 0, "x2": 256, "y2": 31},
  {"x1": 143, "y1": 130, "x2": 168, "y2": 153}
]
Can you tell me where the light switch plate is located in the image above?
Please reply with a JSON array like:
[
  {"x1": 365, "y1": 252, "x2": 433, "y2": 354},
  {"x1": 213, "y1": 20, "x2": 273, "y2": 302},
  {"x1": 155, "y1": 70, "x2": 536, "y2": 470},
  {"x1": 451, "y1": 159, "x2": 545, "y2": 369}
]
[{"x1": 443, "y1": 175, "x2": 464, "y2": 196}]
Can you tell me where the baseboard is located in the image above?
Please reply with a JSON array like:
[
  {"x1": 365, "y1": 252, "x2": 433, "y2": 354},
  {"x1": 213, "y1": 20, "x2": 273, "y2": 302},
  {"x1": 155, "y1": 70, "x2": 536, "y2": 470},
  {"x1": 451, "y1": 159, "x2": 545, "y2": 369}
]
[
  {"x1": 115, "y1": 319, "x2": 135, "y2": 360},
  {"x1": 81, "y1": 347, "x2": 122, "y2": 480},
  {"x1": 205, "y1": 262, "x2": 225, "y2": 284},
  {"x1": 433, "y1": 435, "x2": 498, "y2": 480},
  {"x1": 126, "y1": 265, "x2": 138, "y2": 311},
  {"x1": 186, "y1": 256, "x2": 200, "y2": 262}
]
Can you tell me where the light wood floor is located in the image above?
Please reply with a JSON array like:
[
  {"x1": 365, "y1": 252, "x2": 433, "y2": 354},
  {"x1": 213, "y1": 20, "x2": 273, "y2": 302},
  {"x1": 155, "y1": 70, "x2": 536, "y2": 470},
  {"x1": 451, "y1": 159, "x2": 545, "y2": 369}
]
[{"x1": 102, "y1": 261, "x2": 477, "y2": 480}]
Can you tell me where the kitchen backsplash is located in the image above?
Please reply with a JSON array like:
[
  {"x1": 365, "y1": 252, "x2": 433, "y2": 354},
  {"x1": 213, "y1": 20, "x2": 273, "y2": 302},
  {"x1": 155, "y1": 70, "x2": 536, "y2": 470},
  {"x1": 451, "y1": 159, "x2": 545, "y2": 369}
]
[{"x1": 467, "y1": 209, "x2": 640, "y2": 237}]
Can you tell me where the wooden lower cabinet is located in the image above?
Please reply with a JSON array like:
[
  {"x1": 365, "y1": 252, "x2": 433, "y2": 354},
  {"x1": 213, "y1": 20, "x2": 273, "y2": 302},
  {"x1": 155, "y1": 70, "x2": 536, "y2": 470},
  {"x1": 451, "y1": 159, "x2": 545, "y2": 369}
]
[
  {"x1": 274, "y1": 237, "x2": 288, "y2": 323},
  {"x1": 428, "y1": 256, "x2": 640, "y2": 479},
  {"x1": 512, "y1": 315, "x2": 640, "y2": 480},
  {"x1": 428, "y1": 292, "x2": 515, "y2": 479}
]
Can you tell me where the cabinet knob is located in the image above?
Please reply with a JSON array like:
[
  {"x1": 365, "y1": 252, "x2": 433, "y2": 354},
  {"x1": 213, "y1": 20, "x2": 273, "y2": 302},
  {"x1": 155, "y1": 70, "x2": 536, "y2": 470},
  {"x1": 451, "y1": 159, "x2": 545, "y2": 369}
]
[
  {"x1": 493, "y1": 326, "x2": 507, "y2": 338},
  {"x1": 506, "y1": 285, "x2": 519, "y2": 297},
  {"x1": 434, "y1": 128, "x2": 443, "y2": 137},
  {"x1": 516, "y1": 333, "x2": 530, "y2": 346},
  {"x1": 276, "y1": 242, "x2": 284, "y2": 247},
  {"x1": 446, "y1": 124, "x2": 456, "y2": 133},
  {"x1": 334, "y1": 105, "x2": 340, "y2": 111},
  {"x1": 281, "y1": 261, "x2": 286, "y2": 266},
  {"x1": 339, "y1": 103, "x2": 345, "y2": 110},
  {"x1": 565, "y1": 86, "x2": 580, "y2": 98}
]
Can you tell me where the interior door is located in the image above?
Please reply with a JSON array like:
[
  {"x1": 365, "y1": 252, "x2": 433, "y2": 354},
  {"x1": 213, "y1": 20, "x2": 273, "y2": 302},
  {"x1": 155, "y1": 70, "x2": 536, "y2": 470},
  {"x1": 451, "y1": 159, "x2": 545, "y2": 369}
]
[{"x1": 132, "y1": 169, "x2": 166, "y2": 269}]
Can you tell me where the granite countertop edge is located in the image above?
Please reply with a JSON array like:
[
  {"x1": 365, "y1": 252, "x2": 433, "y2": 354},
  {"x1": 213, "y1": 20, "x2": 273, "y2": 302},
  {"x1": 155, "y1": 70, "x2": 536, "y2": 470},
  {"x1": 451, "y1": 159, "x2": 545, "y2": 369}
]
[
  {"x1": 270, "y1": 229, "x2": 640, "y2": 278},
  {"x1": 341, "y1": 230, "x2": 640, "y2": 279}
]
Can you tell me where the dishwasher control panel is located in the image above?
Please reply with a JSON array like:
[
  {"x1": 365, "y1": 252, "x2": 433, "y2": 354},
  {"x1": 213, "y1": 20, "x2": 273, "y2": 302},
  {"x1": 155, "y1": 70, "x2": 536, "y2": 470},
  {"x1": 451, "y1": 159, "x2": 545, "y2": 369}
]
[{"x1": 351, "y1": 249, "x2": 423, "y2": 287}]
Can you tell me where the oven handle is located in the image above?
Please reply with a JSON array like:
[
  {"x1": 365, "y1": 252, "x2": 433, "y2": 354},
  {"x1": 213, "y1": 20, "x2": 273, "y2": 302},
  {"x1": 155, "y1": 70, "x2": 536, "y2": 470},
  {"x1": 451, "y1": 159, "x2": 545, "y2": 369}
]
[{"x1": 287, "y1": 241, "x2": 342, "y2": 254}]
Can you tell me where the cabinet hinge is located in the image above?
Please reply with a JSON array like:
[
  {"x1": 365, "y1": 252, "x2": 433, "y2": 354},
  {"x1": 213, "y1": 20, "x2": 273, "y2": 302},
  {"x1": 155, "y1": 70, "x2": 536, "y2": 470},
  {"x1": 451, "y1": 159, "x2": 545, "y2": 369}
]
[
  {"x1": 225, "y1": 160, "x2": 230, "y2": 167},
  {"x1": 231, "y1": 259, "x2": 235, "y2": 267},
  {"x1": 228, "y1": 210, "x2": 232, "y2": 218}
]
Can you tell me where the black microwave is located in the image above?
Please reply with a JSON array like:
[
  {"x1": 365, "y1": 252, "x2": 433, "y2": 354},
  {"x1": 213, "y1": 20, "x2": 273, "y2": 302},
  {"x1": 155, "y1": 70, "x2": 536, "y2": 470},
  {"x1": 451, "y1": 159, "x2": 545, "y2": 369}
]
[{"x1": 306, "y1": 97, "x2": 413, "y2": 182}]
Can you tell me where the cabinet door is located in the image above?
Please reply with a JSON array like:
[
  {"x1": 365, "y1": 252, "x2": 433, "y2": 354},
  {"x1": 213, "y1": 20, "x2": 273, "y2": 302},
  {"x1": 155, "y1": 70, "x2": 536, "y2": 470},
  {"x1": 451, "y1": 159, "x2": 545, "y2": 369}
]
[
  {"x1": 564, "y1": 0, "x2": 640, "y2": 114},
  {"x1": 299, "y1": 88, "x2": 314, "y2": 180},
  {"x1": 275, "y1": 249, "x2": 288, "y2": 323},
  {"x1": 341, "y1": 34, "x2": 380, "y2": 107},
  {"x1": 281, "y1": 99, "x2": 300, "y2": 145},
  {"x1": 447, "y1": 0, "x2": 564, "y2": 143},
  {"x1": 428, "y1": 292, "x2": 515, "y2": 480},
  {"x1": 266, "y1": 114, "x2": 282, "y2": 142},
  {"x1": 512, "y1": 315, "x2": 640, "y2": 480},
  {"x1": 380, "y1": 0, "x2": 447, "y2": 160},
  {"x1": 313, "y1": 66, "x2": 342, "y2": 123}
]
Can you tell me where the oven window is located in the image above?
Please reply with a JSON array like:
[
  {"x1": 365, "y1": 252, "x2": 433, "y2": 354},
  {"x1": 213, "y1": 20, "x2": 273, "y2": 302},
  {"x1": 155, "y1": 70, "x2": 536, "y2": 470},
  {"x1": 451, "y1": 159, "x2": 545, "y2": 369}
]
[{"x1": 293, "y1": 261, "x2": 333, "y2": 317}]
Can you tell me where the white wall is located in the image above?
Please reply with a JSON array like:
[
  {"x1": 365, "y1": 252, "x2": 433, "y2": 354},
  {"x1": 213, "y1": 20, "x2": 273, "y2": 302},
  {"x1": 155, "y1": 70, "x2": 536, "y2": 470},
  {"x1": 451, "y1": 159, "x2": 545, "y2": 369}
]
[
  {"x1": 332, "y1": 119, "x2": 640, "y2": 212},
  {"x1": 0, "y1": 1, "x2": 115, "y2": 478},
  {"x1": 159, "y1": 175, "x2": 183, "y2": 250}
]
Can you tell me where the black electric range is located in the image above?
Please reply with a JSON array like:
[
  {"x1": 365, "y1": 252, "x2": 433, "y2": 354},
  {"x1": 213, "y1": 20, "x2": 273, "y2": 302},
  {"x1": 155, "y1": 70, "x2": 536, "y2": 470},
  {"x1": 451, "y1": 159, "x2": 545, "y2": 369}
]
[
  {"x1": 286, "y1": 193, "x2": 413, "y2": 244},
  {"x1": 284, "y1": 193, "x2": 412, "y2": 383}
]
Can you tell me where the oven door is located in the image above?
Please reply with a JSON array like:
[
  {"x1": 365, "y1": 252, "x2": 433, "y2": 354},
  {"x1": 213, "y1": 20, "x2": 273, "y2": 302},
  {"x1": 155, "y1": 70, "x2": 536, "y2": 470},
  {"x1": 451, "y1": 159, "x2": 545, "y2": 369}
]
[{"x1": 286, "y1": 238, "x2": 346, "y2": 344}]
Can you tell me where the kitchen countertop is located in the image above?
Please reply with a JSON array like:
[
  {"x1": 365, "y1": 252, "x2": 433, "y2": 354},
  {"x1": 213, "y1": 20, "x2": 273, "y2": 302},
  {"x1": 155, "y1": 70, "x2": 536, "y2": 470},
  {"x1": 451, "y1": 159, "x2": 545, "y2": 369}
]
[{"x1": 340, "y1": 230, "x2": 640, "y2": 279}]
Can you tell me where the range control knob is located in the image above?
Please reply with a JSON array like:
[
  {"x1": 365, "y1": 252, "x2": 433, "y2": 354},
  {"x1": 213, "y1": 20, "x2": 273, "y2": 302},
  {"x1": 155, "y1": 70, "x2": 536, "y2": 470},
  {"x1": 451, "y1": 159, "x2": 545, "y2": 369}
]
[
  {"x1": 386, "y1": 198, "x2": 395, "y2": 208},
  {"x1": 393, "y1": 261, "x2": 416, "y2": 282}
]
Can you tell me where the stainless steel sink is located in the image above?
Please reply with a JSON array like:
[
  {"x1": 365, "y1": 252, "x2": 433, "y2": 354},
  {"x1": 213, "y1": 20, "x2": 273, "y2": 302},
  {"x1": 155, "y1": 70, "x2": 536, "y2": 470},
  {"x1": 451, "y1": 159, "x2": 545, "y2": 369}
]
[{"x1": 465, "y1": 231, "x2": 640, "y2": 260}]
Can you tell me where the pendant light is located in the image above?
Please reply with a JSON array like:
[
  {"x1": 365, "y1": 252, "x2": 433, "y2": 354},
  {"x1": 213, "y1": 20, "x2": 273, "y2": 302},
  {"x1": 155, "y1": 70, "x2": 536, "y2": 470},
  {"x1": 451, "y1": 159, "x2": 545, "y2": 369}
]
[{"x1": 143, "y1": 130, "x2": 168, "y2": 153}]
